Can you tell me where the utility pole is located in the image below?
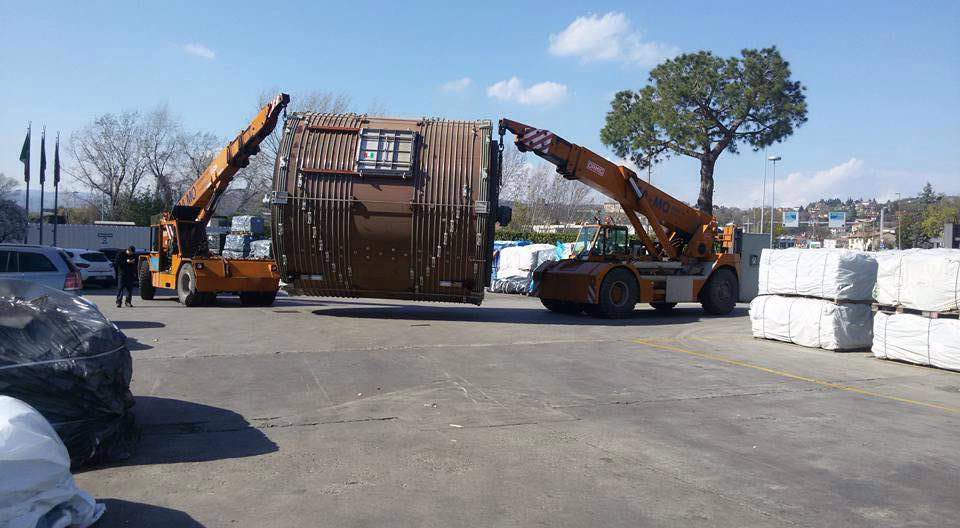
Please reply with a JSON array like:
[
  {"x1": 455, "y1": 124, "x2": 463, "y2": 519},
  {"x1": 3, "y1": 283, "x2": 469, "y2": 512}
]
[
  {"x1": 879, "y1": 207, "x2": 885, "y2": 249},
  {"x1": 767, "y1": 156, "x2": 782, "y2": 248}
]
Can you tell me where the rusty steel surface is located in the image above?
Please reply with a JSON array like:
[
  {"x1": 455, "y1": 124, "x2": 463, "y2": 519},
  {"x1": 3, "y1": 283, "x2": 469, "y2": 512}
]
[{"x1": 271, "y1": 113, "x2": 499, "y2": 304}]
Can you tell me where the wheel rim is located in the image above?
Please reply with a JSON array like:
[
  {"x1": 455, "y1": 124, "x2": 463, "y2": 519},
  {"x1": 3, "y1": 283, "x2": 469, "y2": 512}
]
[
  {"x1": 716, "y1": 280, "x2": 732, "y2": 303},
  {"x1": 609, "y1": 280, "x2": 628, "y2": 306},
  {"x1": 180, "y1": 273, "x2": 191, "y2": 295}
]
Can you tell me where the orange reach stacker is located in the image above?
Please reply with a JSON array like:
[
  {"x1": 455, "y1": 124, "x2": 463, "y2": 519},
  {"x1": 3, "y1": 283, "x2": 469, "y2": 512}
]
[
  {"x1": 499, "y1": 118, "x2": 741, "y2": 318},
  {"x1": 139, "y1": 94, "x2": 289, "y2": 307}
]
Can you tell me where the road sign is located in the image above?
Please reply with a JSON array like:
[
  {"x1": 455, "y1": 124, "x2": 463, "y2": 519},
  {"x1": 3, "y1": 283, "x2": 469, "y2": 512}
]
[
  {"x1": 828, "y1": 211, "x2": 846, "y2": 228},
  {"x1": 783, "y1": 210, "x2": 799, "y2": 228}
]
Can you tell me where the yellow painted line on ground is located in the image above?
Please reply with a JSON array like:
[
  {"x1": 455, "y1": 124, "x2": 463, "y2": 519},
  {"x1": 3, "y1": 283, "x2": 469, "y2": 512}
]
[{"x1": 633, "y1": 338, "x2": 960, "y2": 414}]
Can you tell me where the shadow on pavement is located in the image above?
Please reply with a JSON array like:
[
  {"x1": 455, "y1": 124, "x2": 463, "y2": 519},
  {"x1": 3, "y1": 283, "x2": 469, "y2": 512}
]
[
  {"x1": 123, "y1": 337, "x2": 153, "y2": 352},
  {"x1": 311, "y1": 305, "x2": 748, "y2": 326},
  {"x1": 96, "y1": 499, "x2": 205, "y2": 527},
  {"x1": 109, "y1": 397, "x2": 278, "y2": 467},
  {"x1": 113, "y1": 320, "x2": 166, "y2": 330}
]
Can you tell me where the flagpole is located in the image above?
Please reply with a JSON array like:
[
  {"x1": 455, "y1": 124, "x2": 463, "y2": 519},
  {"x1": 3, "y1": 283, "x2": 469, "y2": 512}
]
[
  {"x1": 22, "y1": 123, "x2": 31, "y2": 244},
  {"x1": 39, "y1": 126, "x2": 46, "y2": 245},
  {"x1": 53, "y1": 131, "x2": 61, "y2": 247}
]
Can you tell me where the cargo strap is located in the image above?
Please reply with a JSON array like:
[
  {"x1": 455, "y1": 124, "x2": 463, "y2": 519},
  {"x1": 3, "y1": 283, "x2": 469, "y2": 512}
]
[{"x1": 0, "y1": 344, "x2": 127, "y2": 372}]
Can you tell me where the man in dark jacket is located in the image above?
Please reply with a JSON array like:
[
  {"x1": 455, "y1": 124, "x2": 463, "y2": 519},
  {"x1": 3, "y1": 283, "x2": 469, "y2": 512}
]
[{"x1": 114, "y1": 246, "x2": 138, "y2": 307}]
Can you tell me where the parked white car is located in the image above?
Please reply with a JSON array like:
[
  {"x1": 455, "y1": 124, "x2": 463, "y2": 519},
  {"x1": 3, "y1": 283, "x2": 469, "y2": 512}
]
[{"x1": 62, "y1": 248, "x2": 115, "y2": 286}]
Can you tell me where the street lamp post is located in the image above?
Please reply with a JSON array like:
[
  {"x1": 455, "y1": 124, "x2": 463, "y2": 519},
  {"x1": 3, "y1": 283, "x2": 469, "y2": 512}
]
[
  {"x1": 760, "y1": 151, "x2": 767, "y2": 234},
  {"x1": 767, "y1": 155, "x2": 781, "y2": 248},
  {"x1": 895, "y1": 192, "x2": 902, "y2": 249}
]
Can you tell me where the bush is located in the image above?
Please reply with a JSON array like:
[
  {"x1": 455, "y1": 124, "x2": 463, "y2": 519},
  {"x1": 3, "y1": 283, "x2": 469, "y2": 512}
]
[{"x1": 494, "y1": 229, "x2": 579, "y2": 244}]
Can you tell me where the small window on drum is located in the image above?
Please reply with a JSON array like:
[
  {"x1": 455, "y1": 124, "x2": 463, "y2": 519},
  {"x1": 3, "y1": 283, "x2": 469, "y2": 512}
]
[{"x1": 356, "y1": 128, "x2": 417, "y2": 178}]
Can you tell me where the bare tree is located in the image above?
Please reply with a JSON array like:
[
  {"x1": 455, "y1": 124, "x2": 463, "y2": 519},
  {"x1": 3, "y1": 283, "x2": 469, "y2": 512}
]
[
  {"x1": 497, "y1": 156, "x2": 598, "y2": 229},
  {"x1": 174, "y1": 130, "x2": 221, "y2": 201},
  {"x1": 498, "y1": 143, "x2": 527, "y2": 203},
  {"x1": 141, "y1": 105, "x2": 181, "y2": 208},
  {"x1": 0, "y1": 172, "x2": 18, "y2": 199},
  {"x1": 226, "y1": 89, "x2": 354, "y2": 213},
  {"x1": 68, "y1": 110, "x2": 148, "y2": 215}
]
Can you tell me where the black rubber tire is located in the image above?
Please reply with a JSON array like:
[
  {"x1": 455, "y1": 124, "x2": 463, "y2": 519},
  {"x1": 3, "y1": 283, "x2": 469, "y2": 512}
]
[
  {"x1": 541, "y1": 298, "x2": 583, "y2": 315},
  {"x1": 583, "y1": 303, "x2": 604, "y2": 317},
  {"x1": 138, "y1": 261, "x2": 155, "y2": 300},
  {"x1": 240, "y1": 290, "x2": 277, "y2": 307},
  {"x1": 593, "y1": 268, "x2": 639, "y2": 318},
  {"x1": 700, "y1": 267, "x2": 739, "y2": 315},
  {"x1": 199, "y1": 292, "x2": 217, "y2": 306},
  {"x1": 177, "y1": 263, "x2": 202, "y2": 307},
  {"x1": 257, "y1": 290, "x2": 278, "y2": 307},
  {"x1": 650, "y1": 301, "x2": 677, "y2": 312}
]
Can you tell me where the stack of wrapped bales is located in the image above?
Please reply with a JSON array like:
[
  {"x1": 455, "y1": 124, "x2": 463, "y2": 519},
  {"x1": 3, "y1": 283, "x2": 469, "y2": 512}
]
[
  {"x1": 749, "y1": 248, "x2": 877, "y2": 350},
  {"x1": 490, "y1": 243, "x2": 556, "y2": 294},
  {"x1": 221, "y1": 215, "x2": 269, "y2": 259},
  {"x1": 872, "y1": 249, "x2": 960, "y2": 371}
]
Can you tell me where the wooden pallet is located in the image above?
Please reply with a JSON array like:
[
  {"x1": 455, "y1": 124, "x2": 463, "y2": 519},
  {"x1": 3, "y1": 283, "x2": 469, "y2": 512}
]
[{"x1": 872, "y1": 303, "x2": 960, "y2": 320}]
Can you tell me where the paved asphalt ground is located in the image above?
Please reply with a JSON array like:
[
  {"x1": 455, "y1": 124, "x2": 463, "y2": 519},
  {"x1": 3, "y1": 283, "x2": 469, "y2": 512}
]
[{"x1": 74, "y1": 288, "x2": 960, "y2": 527}]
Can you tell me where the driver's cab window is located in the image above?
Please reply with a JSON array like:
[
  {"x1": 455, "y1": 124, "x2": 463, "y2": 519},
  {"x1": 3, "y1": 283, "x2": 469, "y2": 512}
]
[{"x1": 592, "y1": 227, "x2": 628, "y2": 256}]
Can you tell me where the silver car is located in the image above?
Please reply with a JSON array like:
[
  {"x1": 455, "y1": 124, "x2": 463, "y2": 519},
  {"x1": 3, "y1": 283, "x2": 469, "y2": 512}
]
[{"x1": 0, "y1": 244, "x2": 84, "y2": 292}]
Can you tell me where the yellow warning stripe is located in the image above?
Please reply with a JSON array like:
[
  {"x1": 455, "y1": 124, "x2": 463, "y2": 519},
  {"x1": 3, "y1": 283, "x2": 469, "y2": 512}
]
[{"x1": 633, "y1": 338, "x2": 960, "y2": 414}]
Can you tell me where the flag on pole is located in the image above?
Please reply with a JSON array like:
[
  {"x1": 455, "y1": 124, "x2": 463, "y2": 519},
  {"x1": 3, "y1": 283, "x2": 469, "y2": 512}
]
[
  {"x1": 19, "y1": 125, "x2": 31, "y2": 182},
  {"x1": 54, "y1": 132, "x2": 61, "y2": 186},
  {"x1": 39, "y1": 128, "x2": 47, "y2": 185},
  {"x1": 53, "y1": 132, "x2": 61, "y2": 246}
]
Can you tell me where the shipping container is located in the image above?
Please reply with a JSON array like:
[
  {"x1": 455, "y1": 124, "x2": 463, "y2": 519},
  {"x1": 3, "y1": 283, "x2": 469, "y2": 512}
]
[
  {"x1": 269, "y1": 113, "x2": 504, "y2": 304},
  {"x1": 26, "y1": 223, "x2": 151, "y2": 252}
]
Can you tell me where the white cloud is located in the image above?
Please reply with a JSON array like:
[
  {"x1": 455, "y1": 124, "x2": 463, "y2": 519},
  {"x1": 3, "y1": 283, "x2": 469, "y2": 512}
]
[
  {"x1": 732, "y1": 158, "x2": 878, "y2": 207},
  {"x1": 439, "y1": 77, "x2": 472, "y2": 93},
  {"x1": 182, "y1": 43, "x2": 216, "y2": 60},
  {"x1": 486, "y1": 77, "x2": 568, "y2": 106},
  {"x1": 548, "y1": 12, "x2": 678, "y2": 67}
]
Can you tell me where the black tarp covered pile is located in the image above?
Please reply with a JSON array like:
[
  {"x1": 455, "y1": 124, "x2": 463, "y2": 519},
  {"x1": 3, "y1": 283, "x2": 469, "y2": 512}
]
[{"x1": 0, "y1": 279, "x2": 138, "y2": 468}]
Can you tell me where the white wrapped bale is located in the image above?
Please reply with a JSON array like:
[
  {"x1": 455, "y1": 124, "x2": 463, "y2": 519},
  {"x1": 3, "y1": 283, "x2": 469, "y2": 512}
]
[
  {"x1": 750, "y1": 295, "x2": 873, "y2": 350},
  {"x1": 496, "y1": 244, "x2": 556, "y2": 280},
  {"x1": 250, "y1": 239, "x2": 272, "y2": 259},
  {"x1": 0, "y1": 396, "x2": 105, "y2": 528},
  {"x1": 223, "y1": 234, "x2": 253, "y2": 256},
  {"x1": 758, "y1": 248, "x2": 878, "y2": 301},
  {"x1": 872, "y1": 311, "x2": 960, "y2": 371},
  {"x1": 875, "y1": 249, "x2": 960, "y2": 312}
]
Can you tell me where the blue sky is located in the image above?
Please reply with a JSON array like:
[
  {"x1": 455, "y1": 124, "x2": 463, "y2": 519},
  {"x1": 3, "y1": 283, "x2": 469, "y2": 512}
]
[{"x1": 2, "y1": 1, "x2": 958, "y2": 208}]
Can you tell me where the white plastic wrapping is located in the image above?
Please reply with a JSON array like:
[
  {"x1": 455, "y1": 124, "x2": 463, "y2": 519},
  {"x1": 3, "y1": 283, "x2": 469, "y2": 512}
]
[
  {"x1": 495, "y1": 244, "x2": 556, "y2": 281},
  {"x1": 872, "y1": 311, "x2": 960, "y2": 371},
  {"x1": 874, "y1": 249, "x2": 960, "y2": 312},
  {"x1": 750, "y1": 295, "x2": 873, "y2": 350},
  {"x1": 758, "y1": 248, "x2": 878, "y2": 301},
  {"x1": 0, "y1": 396, "x2": 105, "y2": 528}
]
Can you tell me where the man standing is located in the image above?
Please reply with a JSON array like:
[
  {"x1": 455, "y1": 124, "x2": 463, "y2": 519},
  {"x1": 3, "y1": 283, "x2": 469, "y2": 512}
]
[{"x1": 114, "y1": 246, "x2": 138, "y2": 308}]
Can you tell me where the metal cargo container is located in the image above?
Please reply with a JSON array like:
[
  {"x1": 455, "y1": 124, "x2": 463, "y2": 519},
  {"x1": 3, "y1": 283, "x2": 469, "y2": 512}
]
[
  {"x1": 26, "y1": 223, "x2": 151, "y2": 251},
  {"x1": 269, "y1": 113, "x2": 504, "y2": 304}
]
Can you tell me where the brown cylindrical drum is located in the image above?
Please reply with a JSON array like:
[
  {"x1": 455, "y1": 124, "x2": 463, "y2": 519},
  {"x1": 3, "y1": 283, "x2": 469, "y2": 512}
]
[{"x1": 270, "y1": 113, "x2": 501, "y2": 304}]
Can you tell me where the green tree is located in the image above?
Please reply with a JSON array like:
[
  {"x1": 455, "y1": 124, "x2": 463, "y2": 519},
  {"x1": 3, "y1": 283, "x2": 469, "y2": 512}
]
[
  {"x1": 114, "y1": 192, "x2": 166, "y2": 226},
  {"x1": 601, "y1": 46, "x2": 807, "y2": 214},
  {"x1": 918, "y1": 182, "x2": 941, "y2": 204},
  {"x1": 0, "y1": 199, "x2": 27, "y2": 242},
  {"x1": 921, "y1": 202, "x2": 959, "y2": 240}
]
